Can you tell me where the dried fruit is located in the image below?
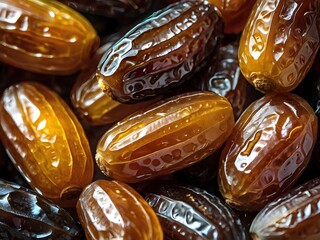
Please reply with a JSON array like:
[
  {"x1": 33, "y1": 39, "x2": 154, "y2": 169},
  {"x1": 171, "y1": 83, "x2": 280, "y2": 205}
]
[
  {"x1": 143, "y1": 184, "x2": 248, "y2": 240},
  {"x1": 0, "y1": 179, "x2": 82, "y2": 240},
  {"x1": 250, "y1": 177, "x2": 320, "y2": 239},
  {"x1": 239, "y1": 0, "x2": 320, "y2": 93},
  {"x1": 96, "y1": 91, "x2": 234, "y2": 183},
  {"x1": 76, "y1": 180, "x2": 163, "y2": 240},
  {"x1": 0, "y1": 0, "x2": 99, "y2": 74},
  {"x1": 218, "y1": 93, "x2": 318, "y2": 211},
  {"x1": 97, "y1": 0, "x2": 223, "y2": 103},
  {"x1": 0, "y1": 82, "x2": 94, "y2": 207},
  {"x1": 58, "y1": 0, "x2": 152, "y2": 19}
]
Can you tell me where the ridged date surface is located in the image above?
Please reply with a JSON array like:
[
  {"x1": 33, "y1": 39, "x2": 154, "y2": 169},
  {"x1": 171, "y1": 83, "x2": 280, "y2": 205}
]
[
  {"x1": 97, "y1": 0, "x2": 222, "y2": 103},
  {"x1": 239, "y1": 0, "x2": 320, "y2": 93},
  {"x1": 0, "y1": 179, "x2": 81, "y2": 240},
  {"x1": 143, "y1": 184, "x2": 248, "y2": 240},
  {"x1": 250, "y1": 177, "x2": 320, "y2": 239},
  {"x1": 0, "y1": 82, "x2": 94, "y2": 207},
  {"x1": 0, "y1": 0, "x2": 99, "y2": 74},
  {"x1": 76, "y1": 180, "x2": 163, "y2": 240},
  {"x1": 58, "y1": 0, "x2": 152, "y2": 18},
  {"x1": 218, "y1": 93, "x2": 318, "y2": 211},
  {"x1": 208, "y1": 0, "x2": 256, "y2": 33},
  {"x1": 96, "y1": 91, "x2": 234, "y2": 183}
]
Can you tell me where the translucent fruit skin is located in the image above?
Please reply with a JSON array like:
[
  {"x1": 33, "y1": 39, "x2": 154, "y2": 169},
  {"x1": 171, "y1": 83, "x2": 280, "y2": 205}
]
[
  {"x1": 96, "y1": 91, "x2": 234, "y2": 183},
  {"x1": 207, "y1": 0, "x2": 256, "y2": 33},
  {"x1": 76, "y1": 180, "x2": 163, "y2": 240},
  {"x1": 239, "y1": 0, "x2": 320, "y2": 93},
  {"x1": 0, "y1": 179, "x2": 82, "y2": 240},
  {"x1": 143, "y1": 184, "x2": 248, "y2": 240},
  {"x1": 0, "y1": 82, "x2": 94, "y2": 207},
  {"x1": 0, "y1": 0, "x2": 99, "y2": 75},
  {"x1": 58, "y1": 0, "x2": 152, "y2": 19},
  {"x1": 250, "y1": 177, "x2": 320, "y2": 239},
  {"x1": 218, "y1": 93, "x2": 318, "y2": 211},
  {"x1": 97, "y1": 0, "x2": 223, "y2": 103}
]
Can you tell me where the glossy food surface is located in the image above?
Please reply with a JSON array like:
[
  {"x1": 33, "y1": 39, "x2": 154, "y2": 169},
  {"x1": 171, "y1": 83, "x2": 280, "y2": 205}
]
[
  {"x1": 218, "y1": 93, "x2": 318, "y2": 211},
  {"x1": 239, "y1": 0, "x2": 320, "y2": 93},
  {"x1": 96, "y1": 91, "x2": 234, "y2": 183},
  {"x1": 0, "y1": 82, "x2": 94, "y2": 207},
  {"x1": 97, "y1": 0, "x2": 222, "y2": 103},
  {"x1": 0, "y1": 0, "x2": 99, "y2": 74},
  {"x1": 250, "y1": 177, "x2": 320, "y2": 239},
  {"x1": 76, "y1": 180, "x2": 163, "y2": 240},
  {"x1": 0, "y1": 179, "x2": 82, "y2": 240},
  {"x1": 143, "y1": 184, "x2": 248, "y2": 240},
  {"x1": 58, "y1": 0, "x2": 152, "y2": 18}
]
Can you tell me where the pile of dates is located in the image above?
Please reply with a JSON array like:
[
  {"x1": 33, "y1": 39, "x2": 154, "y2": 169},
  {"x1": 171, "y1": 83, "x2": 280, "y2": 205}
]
[{"x1": 0, "y1": 0, "x2": 319, "y2": 239}]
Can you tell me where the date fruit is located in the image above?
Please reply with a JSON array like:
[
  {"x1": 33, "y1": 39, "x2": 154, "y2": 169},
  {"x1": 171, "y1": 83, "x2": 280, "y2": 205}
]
[
  {"x1": 143, "y1": 184, "x2": 248, "y2": 240},
  {"x1": 96, "y1": 91, "x2": 234, "y2": 183},
  {"x1": 239, "y1": 0, "x2": 320, "y2": 93},
  {"x1": 0, "y1": 0, "x2": 99, "y2": 74},
  {"x1": 0, "y1": 179, "x2": 82, "y2": 240},
  {"x1": 0, "y1": 82, "x2": 94, "y2": 207},
  {"x1": 76, "y1": 180, "x2": 163, "y2": 240},
  {"x1": 97, "y1": 0, "x2": 223, "y2": 103},
  {"x1": 218, "y1": 93, "x2": 318, "y2": 211},
  {"x1": 250, "y1": 177, "x2": 320, "y2": 239}
]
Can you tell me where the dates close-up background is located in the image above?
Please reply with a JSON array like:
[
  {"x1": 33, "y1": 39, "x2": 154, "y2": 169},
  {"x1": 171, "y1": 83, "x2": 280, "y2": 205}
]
[{"x1": 0, "y1": 0, "x2": 319, "y2": 239}]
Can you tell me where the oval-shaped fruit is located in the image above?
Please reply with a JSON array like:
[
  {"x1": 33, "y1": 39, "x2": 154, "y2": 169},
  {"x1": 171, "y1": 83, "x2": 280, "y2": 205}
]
[
  {"x1": 250, "y1": 177, "x2": 320, "y2": 239},
  {"x1": 0, "y1": 179, "x2": 82, "y2": 240},
  {"x1": 143, "y1": 184, "x2": 248, "y2": 240},
  {"x1": 218, "y1": 93, "x2": 318, "y2": 211},
  {"x1": 0, "y1": 0, "x2": 99, "y2": 74},
  {"x1": 208, "y1": 0, "x2": 256, "y2": 33},
  {"x1": 239, "y1": 0, "x2": 320, "y2": 93},
  {"x1": 97, "y1": 0, "x2": 223, "y2": 103},
  {"x1": 76, "y1": 180, "x2": 163, "y2": 240},
  {"x1": 96, "y1": 91, "x2": 234, "y2": 183},
  {"x1": 58, "y1": 0, "x2": 152, "y2": 19},
  {"x1": 0, "y1": 82, "x2": 94, "y2": 207}
]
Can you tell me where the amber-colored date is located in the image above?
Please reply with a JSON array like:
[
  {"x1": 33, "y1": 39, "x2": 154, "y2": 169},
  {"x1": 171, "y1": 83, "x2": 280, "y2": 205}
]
[
  {"x1": 0, "y1": 82, "x2": 94, "y2": 207},
  {"x1": 97, "y1": 0, "x2": 223, "y2": 103},
  {"x1": 96, "y1": 91, "x2": 234, "y2": 183},
  {"x1": 208, "y1": 0, "x2": 256, "y2": 33},
  {"x1": 239, "y1": 0, "x2": 320, "y2": 93},
  {"x1": 58, "y1": 0, "x2": 152, "y2": 19},
  {"x1": 250, "y1": 177, "x2": 320, "y2": 239},
  {"x1": 0, "y1": 179, "x2": 82, "y2": 240},
  {"x1": 143, "y1": 184, "x2": 248, "y2": 240},
  {"x1": 76, "y1": 180, "x2": 163, "y2": 240},
  {"x1": 0, "y1": 0, "x2": 99, "y2": 74},
  {"x1": 218, "y1": 93, "x2": 318, "y2": 211}
]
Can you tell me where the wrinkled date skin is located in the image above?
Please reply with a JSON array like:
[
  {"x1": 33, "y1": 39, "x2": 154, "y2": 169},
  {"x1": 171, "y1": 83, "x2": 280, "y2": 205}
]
[
  {"x1": 96, "y1": 91, "x2": 234, "y2": 183},
  {"x1": 58, "y1": 0, "x2": 152, "y2": 19},
  {"x1": 0, "y1": 82, "x2": 94, "y2": 207},
  {"x1": 239, "y1": 0, "x2": 320, "y2": 93},
  {"x1": 143, "y1": 184, "x2": 248, "y2": 240},
  {"x1": 76, "y1": 180, "x2": 163, "y2": 240},
  {"x1": 196, "y1": 40, "x2": 260, "y2": 120},
  {"x1": 208, "y1": 0, "x2": 256, "y2": 33},
  {"x1": 218, "y1": 93, "x2": 318, "y2": 211},
  {"x1": 0, "y1": 0, "x2": 99, "y2": 74},
  {"x1": 0, "y1": 179, "x2": 82, "y2": 240},
  {"x1": 97, "y1": 0, "x2": 223, "y2": 103},
  {"x1": 250, "y1": 177, "x2": 320, "y2": 239}
]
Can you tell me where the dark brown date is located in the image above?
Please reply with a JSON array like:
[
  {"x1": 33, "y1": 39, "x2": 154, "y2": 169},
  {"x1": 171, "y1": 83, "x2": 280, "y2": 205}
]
[
  {"x1": 218, "y1": 93, "x2": 318, "y2": 211},
  {"x1": 250, "y1": 177, "x2": 320, "y2": 239},
  {"x1": 97, "y1": 0, "x2": 223, "y2": 103},
  {"x1": 143, "y1": 184, "x2": 248, "y2": 240},
  {"x1": 0, "y1": 179, "x2": 82, "y2": 240}
]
